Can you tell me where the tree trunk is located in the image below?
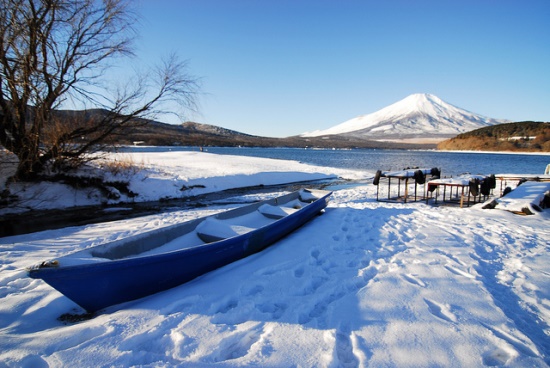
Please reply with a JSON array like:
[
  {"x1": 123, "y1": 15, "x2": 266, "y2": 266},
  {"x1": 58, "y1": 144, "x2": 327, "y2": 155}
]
[{"x1": 13, "y1": 137, "x2": 43, "y2": 181}]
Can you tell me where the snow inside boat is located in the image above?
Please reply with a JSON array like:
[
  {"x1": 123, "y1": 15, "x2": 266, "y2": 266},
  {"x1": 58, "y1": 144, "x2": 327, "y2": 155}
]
[{"x1": 28, "y1": 189, "x2": 332, "y2": 312}]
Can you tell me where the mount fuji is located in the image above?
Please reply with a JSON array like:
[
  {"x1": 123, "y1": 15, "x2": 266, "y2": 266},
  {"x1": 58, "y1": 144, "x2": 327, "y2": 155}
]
[{"x1": 301, "y1": 93, "x2": 508, "y2": 142}]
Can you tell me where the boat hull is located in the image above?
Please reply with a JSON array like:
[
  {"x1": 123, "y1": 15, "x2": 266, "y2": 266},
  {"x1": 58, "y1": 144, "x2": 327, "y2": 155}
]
[{"x1": 28, "y1": 189, "x2": 331, "y2": 312}]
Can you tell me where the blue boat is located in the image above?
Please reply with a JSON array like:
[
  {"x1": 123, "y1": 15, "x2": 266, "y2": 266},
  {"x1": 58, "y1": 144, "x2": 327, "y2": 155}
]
[{"x1": 28, "y1": 189, "x2": 332, "y2": 313}]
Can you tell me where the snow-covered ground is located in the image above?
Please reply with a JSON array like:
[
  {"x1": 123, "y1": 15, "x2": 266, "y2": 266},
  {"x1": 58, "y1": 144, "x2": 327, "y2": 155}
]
[
  {"x1": 0, "y1": 151, "x2": 362, "y2": 214},
  {"x1": 1, "y1": 151, "x2": 549, "y2": 367}
]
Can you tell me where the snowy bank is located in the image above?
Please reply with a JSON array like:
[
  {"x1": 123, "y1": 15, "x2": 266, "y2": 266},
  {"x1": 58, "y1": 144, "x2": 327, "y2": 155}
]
[
  {"x1": 0, "y1": 152, "x2": 549, "y2": 367},
  {"x1": 1, "y1": 151, "x2": 365, "y2": 214}
]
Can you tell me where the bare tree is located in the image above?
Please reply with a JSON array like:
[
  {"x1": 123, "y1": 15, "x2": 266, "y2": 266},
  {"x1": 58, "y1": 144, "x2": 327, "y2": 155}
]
[{"x1": 0, "y1": 0, "x2": 198, "y2": 180}]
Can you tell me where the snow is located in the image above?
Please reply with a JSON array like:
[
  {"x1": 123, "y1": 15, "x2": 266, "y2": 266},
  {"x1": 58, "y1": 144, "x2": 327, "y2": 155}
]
[
  {"x1": 2, "y1": 151, "x2": 360, "y2": 214},
  {"x1": 428, "y1": 174, "x2": 488, "y2": 186},
  {"x1": 1, "y1": 151, "x2": 550, "y2": 367},
  {"x1": 488, "y1": 181, "x2": 550, "y2": 214},
  {"x1": 258, "y1": 203, "x2": 300, "y2": 218},
  {"x1": 382, "y1": 168, "x2": 437, "y2": 178},
  {"x1": 301, "y1": 93, "x2": 508, "y2": 139},
  {"x1": 196, "y1": 214, "x2": 268, "y2": 241}
]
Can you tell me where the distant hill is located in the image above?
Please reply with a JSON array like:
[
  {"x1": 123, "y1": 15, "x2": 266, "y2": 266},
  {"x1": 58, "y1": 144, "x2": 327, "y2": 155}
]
[
  {"x1": 43, "y1": 109, "x2": 429, "y2": 150},
  {"x1": 437, "y1": 121, "x2": 550, "y2": 152},
  {"x1": 107, "y1": 120, "x2": 262, "y2": 147},
  {"x1": 107, "y1": 120, "x2": 438, "y2": 150},
  {"x1": 301, "y1": 93, "x2": 507, "y2": 142},
  {"x1": 10, "y1": 107, "x2": 544, "y2": 152}
]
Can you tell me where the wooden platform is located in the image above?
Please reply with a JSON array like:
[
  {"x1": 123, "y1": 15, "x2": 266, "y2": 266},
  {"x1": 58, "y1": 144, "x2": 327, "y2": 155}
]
[
  {"x1": 374, "y1": 168, "x2": 441, "y2": 203},
  {"x1": 426, "y1": 174, "x2": 494, "y2": 208}
]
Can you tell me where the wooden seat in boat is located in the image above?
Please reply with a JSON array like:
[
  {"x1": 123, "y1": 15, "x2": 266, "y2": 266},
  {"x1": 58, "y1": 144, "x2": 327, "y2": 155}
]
[
  {"x1": 196, "y1": 218, "x2": 255, "y2": 243},
  {"x1": 258, "y1": 204, "x2": 300, "y2": 219}
]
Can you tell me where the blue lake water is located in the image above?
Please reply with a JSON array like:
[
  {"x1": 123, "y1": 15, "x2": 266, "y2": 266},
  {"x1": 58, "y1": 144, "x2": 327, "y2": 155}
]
[{"x1": 121, "y1": 146, "x2": 549, "y2": 178}]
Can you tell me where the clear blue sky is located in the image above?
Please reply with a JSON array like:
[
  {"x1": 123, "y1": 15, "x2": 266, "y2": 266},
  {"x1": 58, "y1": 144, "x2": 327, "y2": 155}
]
[{"x1": 130, "y1": 0, "x2": 550, "y2": 137}]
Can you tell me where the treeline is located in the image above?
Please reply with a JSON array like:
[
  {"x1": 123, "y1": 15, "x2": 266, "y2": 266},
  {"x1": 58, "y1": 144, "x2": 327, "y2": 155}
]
[{"x1": 437, "y1": 121, "x2": 550, "y2": 152}]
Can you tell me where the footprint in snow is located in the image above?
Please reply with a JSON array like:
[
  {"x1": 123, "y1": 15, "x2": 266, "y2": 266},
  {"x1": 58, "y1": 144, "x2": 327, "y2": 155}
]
[
  {"x1": 482, "y1": 348, "x2": 516, "y2": 366},
  {"x1": 294, "y1": 266, "x2": 305, "y2": 278},
  {"x1": 298, "y1": 276, "x2": 328, "y2": 296},
  {"x1": 298, "y1": 290, "x2": 347, "y2": 327},
  {"x1": 242, "y1": 284, "x2": 264, "y2": 297},
  {"x1": 207, "y1": 324, "x2": 264, "y2": 363},
  {"x1": 168, "y1": 330, "x2": 198, "y2": 362},
  {"x1": 444, "y1": 264, "x2": 476, "y2": 279},
  {"x1": 310, "y1": 249, "x2": 325, "y2": 266},
  {"x1": 481, "y1": 322, "x2": 538, "y2": 359},
  {"x1": 433, "y1": 248, "x2": 467, "y2": 266},
  {"x1": 402, "y1": 273, "x2": 427, "y2": 288},
  {"x1": 256, "y1": 302, "x2": 288, "y2": 320},
  {"x1": 330, "y1": 328, "x2": 360, "y2": 368},
  {"x1": 311, "y1": 249, "x2": 320, "y2": 259},
  {"x1": 213, "y1": 298, "x2": 238, "y2": 314},
  {"x1": 424, "y1": 298, "x2": 458, "y2": 323}
]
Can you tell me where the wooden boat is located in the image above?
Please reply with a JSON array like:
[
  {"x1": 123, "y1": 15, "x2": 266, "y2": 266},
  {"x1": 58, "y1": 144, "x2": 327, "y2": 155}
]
[
  {"x1": 482, "y1": 181, "x2": 550, "y2": 215},
  {"x1": 28, "y1": 189, "x2": 332, "y2": 312}
]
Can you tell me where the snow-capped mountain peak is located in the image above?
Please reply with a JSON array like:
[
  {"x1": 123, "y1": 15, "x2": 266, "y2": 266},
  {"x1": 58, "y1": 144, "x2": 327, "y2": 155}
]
[{"x1": 301, "y1": 93, "x2": 507, "y2": 140}]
